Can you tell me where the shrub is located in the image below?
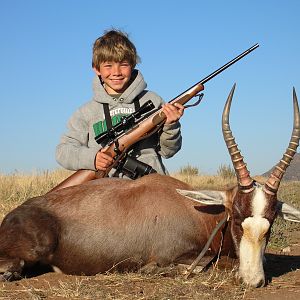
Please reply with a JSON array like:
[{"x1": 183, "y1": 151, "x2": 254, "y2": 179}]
[
  {"x1": 179, "y1": 164, "x2": 199, "y2": 176},
  {"x1": 217, "y1": 164, "x2": 235, "y2": 179}
]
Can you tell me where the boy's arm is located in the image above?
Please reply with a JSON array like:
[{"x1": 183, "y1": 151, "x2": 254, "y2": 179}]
[
  {"x1": 157, "y1": 102, "x2": 184, "y2": 158},
  {"x1": 157, "y1": 121, "x2": 182, "y2": 159},
  {"x1": 56, "y1": 109, "x2": 101, "y2": 171},
  {"x1": 146, "y1": 93, "x2": 183, "y2": 159}
]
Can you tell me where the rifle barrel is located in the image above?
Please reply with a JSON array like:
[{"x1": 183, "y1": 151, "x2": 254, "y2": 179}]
[
  {"x1": 168, "y1": 43, "x2": 259, "y2": 103},
  {"x1": 200, "y1": 43, "x2": 259, "y2": 85}
]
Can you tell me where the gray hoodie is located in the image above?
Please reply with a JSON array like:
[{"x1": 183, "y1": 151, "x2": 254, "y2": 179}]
[{"x1": 56, "y1": 70, "x2": 182, "y2": 176}]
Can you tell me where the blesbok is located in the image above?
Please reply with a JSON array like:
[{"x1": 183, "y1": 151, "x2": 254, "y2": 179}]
[{"x1": 0, "y1": 85, "x2": 299, "y2": 288}]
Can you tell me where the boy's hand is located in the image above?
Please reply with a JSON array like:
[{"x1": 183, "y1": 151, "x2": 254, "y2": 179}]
[
  {"x1": 95, "y1": 149, "x2": 114, "y2": 171},
  {"x1": 162, "y1": 103, "x2": 184, "y2": 124}
]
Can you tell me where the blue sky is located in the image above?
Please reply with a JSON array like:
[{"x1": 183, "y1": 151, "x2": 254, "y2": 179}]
[{"x1": 1, "y1": 0, "x2": 299, "y2": 176}]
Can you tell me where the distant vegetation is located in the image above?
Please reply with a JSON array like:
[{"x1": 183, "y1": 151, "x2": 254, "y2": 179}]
[
  {"x1": 178, "y1": 164, "x2": 199, "y2": 176},
  {"x1": 0, "y1": 169, "x2": 71, "y2": 219},
  {"x1": 217, "y1": 164, "x2": 235, "y2": 179}
]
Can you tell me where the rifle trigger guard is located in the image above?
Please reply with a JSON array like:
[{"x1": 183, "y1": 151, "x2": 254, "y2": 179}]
[
  {"x1": 114, "y1": 139, "x2": 122, "y2": 156},
  {"x1": 184, "y1": 93, "x2": 204, "y2": 109}
]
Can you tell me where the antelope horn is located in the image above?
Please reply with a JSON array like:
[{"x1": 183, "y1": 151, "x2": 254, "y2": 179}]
[
  {"x1": 264, "y1": 88, "x2": 300, "y2": 194},
  {"x1": 222, "y1": 84, "x2": 254, "y2": 190}
]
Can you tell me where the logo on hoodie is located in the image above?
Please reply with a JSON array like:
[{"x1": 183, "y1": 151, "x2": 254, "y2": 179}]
[{"x1": 93, "y1": 107, "x2": 135, "y2": 137}]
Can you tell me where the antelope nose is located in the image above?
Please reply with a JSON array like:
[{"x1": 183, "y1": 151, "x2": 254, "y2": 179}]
[{"x1": 255, "y1": 278, "x2": 265, "y2": 288}]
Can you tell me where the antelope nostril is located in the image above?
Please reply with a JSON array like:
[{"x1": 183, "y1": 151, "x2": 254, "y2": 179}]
[{"x1": 256, "y1": 278, "x2": 265, "y2": 288}]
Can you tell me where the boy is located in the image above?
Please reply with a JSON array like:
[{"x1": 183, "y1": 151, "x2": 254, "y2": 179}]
[{"x1": 56, "y1": 29, "x2": 184, "y2": 178}]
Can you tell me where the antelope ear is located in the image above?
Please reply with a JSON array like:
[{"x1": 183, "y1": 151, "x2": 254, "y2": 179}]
[
  {"x1": 277, "y1": 201, "x2": 300, "y2": 223},
  {"x1": 176, "y1": 189, "x2": 226, "y2": 206}
]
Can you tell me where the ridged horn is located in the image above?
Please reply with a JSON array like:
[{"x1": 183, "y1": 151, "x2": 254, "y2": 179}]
[
  {"x1": 264, "y1": 88, "x2": 300, "y2": 194},
  {"x1": 222, "y1": 84, "x2": 254, "y2": 190}
]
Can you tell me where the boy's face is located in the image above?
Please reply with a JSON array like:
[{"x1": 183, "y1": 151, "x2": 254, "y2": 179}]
[{"x1": 94, "y1": 61, "x2": 133, "y2": 94}]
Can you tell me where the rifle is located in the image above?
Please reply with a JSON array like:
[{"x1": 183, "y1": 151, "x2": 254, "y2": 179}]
[{"x1": 48, "y1": 43, "x2": 259, "y2": 193}]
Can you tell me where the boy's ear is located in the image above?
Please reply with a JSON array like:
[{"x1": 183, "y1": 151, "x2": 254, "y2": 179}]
[
  {"x1": 277, "y1": 201, "x2": 300, "y2": 223},
  {"x1": 93, "y1": 67, "x2": 101, "y2": 76}
]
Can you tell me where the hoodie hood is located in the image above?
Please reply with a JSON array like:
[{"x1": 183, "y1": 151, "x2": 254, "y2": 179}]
[{"x1": 92, "y1": 69, "x2": 147, "y2": 105}]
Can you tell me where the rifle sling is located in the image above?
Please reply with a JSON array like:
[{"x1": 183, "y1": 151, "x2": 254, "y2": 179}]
[{"x1": 103, "y1": 94, "x2": 142, "y2": 130}]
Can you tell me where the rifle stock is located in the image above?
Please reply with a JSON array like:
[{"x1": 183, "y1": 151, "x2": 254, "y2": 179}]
[
  {"x1": 49, "y1": 43, "x2": 259, "y2": 193},
  {"x1": 48, "y1": 169, "x2": 102, "y2": 193}
]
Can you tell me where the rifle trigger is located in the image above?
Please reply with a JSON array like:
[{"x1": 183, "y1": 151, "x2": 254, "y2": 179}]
[{"x1": 184, "y1": 93, "x2": 204, "y2": 109}]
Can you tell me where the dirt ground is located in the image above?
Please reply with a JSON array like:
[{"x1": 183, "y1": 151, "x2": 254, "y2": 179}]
[{"x1": 0, "y1": 232, "x2": 299, "y2": 300}]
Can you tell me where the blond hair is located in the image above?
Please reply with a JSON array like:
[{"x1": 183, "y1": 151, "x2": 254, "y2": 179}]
[{"x1": 92, "y1": 30, "x2": 140, "y2": 71}]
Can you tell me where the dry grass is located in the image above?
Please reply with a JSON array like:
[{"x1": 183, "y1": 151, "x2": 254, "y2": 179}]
[
  {"x1": 0, "y1": 265, "x2": 247, "y2": 300},
  {"x1": 268, "y1": 180, "x2": 300, "y2": 249},
  {"x1": 0, "y1": 169, "x2": 71, "y2": 219},
  {"x1": 0, "y1": 169, "x2": 300, "y2": 299},
  {"x1": 173, "y1": 172, "x2": 237, "y2": 190}
]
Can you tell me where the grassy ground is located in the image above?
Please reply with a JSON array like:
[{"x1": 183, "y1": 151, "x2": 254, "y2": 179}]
[{"x1": 0, "y1": 169, "x2": 299, "y2": 299}]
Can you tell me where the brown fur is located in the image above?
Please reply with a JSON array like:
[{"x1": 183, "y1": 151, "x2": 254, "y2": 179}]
[{"x1": 0, "y1": 174, "x2": 234, "y2": 279}]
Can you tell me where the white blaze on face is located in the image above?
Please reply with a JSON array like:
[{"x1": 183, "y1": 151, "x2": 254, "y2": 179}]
[
  {"x1": 251, "y1": 186, "x2": 268, "y2": 216},
  {"x1": 239, "y1": 187, "x2": 270, "y2": 287}
]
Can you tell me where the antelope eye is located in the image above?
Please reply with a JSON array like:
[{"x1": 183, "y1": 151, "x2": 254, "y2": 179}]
[
  {"x1": 233, "y1": 217, "x2": 244, "y2": 227},
  {"x1": 234, "y1": 218, "x2": 242, "y2": 226}
]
